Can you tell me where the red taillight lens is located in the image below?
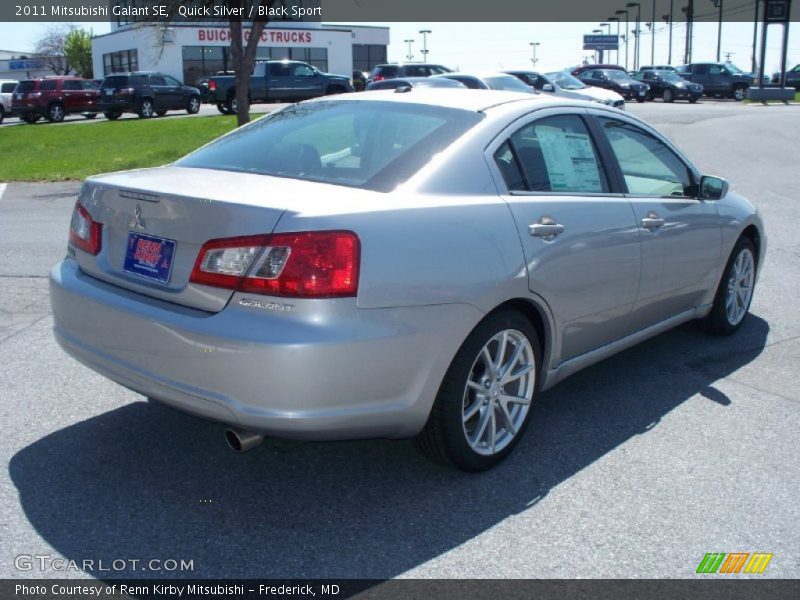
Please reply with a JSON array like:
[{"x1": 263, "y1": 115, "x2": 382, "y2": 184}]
[
  {"x1": 373, "y1": 75, "x2": 384, "y2": 82},
  {"x1": 190, "y1": 231, "x2": 360, "y2": 298},
  {"x1": 209, "y1": 80, "x2": 217, "y2": 91},
  {"x1": 69, "y1": 202, "x2": 102, "y2": 255}
]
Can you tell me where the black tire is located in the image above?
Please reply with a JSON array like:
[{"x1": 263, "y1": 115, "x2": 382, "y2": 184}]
[
  {"x1": 226, "y1": 94, "x2": 237, "y2": 114},
  {"x1": 636, "y1": 96, "x2": 646, "y2": 103},
  {"x1": 47, "y1": 102, "x2": 65, "y2": 123},
  {"x1": 104, "y1": 111, "x2": 122, "y2": 120},
  {"x1": 732, "y1": 85, "x2": 747, "y2": 102},
  {"x1": 22, "y1": 113, "x2": 39, "y2": 124},
  {"x1": 216, "y1": 103, "x2": 231, "y2": 115},
  {"x1": 663, "y1": 89, "x2": 674, "y2": 103},
  {"x1": 186, "y1": 95, "x2": 201, "y2": 114},
  {"x1": 84, "y1": 113, "x2": 97, "y2": 119},
  {"x1": 138, "y1": 98, "x2": 154, "y2": 118},
  {"x1": 0, "y1": 106, "x2": 4, "y2": 124},
  {"x1": 325, "y1": 85, "x2": 346, "y2": 95},
  {"x1": 689, "y1": 97, "x2": 698, "y2": 104},
  {"x1": 155, "y1": 110, "x2": 167, "y2": 117},
  {"x1": 415, "y1": 310, "x2": 541, "y2": 472},
  {"x1": 698, "y1": 236, "x2": 757, "y2": 336}
]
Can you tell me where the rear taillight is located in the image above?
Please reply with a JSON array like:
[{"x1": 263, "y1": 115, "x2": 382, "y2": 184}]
[
  {"x1": 190, "y1": 231, "x2": 360, "y2": 298},
  {"x1": 208, "y1": 80, "x2": 217, "y2": 91},
  {"x1": 119, "y1": 87, "x2": 134, "y2": 95},
  {"x1": 69, "y1": 202, "x2": 102, "y2": 255},
  {"x1": 373, "y1": 75, "x2": 384, "y2": 82}
]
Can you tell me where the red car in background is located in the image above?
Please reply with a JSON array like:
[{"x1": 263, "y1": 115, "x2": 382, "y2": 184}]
[{"x1": 11, "y1": 76, "x2": 101, "y2": 124}]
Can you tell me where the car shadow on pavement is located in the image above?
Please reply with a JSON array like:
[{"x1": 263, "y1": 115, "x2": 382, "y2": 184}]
[{"x1": 9, "y1": 315, "x2": 769, "y2": 579}]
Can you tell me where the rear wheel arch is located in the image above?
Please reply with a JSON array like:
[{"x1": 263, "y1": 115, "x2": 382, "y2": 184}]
[{"x1": 484, "y1": 298, "x2": 553, "y2": 381}]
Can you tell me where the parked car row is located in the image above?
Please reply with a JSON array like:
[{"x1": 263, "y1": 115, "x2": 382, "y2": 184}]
[{"x1": 3, "y1": 72, "x2": 202, "y2": 124}]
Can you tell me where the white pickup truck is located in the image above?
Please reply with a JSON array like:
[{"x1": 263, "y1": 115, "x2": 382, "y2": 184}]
[{"x1": 0, "y1": 79, "x2": 18, "y2": 124}]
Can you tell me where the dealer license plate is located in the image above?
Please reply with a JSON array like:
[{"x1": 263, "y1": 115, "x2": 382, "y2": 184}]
[{"x1": 123, "y1": 232, "x2": 176, "y2": 284}]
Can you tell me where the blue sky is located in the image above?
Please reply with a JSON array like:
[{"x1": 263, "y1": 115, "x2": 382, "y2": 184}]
[{"x1": 2, "y1": 21, "x2": 798, "y2": 73}]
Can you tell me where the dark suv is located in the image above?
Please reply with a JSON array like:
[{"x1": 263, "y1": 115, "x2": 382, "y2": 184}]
[
  {"x1": 99, "y1": 72, "x2": 201, "y2": 120},
  {"x1": 676, "y1": 63, "x2": 752, "y2": 101},
  {"x1": 772, "y1": 64, "x2": 800, "y2": 90},
  {"x1": 367, "y1": 63, "x2": 452, "y2": 84},
  {"x1": 11, "y1": 77, "x2": 100, "y2": 123}
]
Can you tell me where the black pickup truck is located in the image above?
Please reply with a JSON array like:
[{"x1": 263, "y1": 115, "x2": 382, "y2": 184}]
[{"x1": 199, "y1": 60, "x2": 353, "y2": 113}]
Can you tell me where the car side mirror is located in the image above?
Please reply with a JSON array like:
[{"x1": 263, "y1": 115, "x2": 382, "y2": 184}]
[
  {"x1": 699, "y1": 175, "x2": 729, "y2": 200},
  {"x1": 542, "y1": 83, "x2": 554, "y2": 92}
]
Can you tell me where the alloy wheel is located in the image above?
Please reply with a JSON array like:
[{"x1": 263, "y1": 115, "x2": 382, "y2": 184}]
[
  {"x1": 461, "y1": 329, "x2": 535, "y2": 456},
  {"x1": 725, "y1": 248, "x2": 755, "y2": 326}
]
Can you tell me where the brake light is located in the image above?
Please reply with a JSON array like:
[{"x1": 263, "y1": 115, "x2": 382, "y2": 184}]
[
  {"x1": 120, "y1": 87, "x2": 134, "y2": 95},
  {"x1": 209, "y1": 80, "x2": 217, "y2": 91},
  {"x1": 373, "y1": 75, "x2": 384, "y2": 82},
  {"x1": 190, "y1": 231, "x2": 360, "y2": 298},
  {"x1": 69, "y1": 202, "x2": 102, "y2": 255}
]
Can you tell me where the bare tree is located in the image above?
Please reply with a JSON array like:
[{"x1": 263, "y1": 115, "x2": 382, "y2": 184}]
[
  {"x1": 33, "y1": 24, "x2": 75, "y2": 75},
  {"x1": 157, "y1": 0, "x2": 280, "y2": 126}
]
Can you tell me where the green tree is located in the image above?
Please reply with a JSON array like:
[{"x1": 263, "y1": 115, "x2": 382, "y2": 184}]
[{"x1": 64, "y1": 29, "x2": 93, "y2": 78}]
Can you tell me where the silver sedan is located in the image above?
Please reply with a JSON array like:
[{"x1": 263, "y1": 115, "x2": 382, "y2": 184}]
[{"x1": 50, "y1": 90, "x2": 765, "y2": 471}]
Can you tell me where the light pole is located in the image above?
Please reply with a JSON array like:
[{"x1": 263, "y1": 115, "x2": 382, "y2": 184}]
[
  {"x1": 404, "y1": 39, "x2": 415, "y2": 62},
  {"x1": 599, "y1": 23, "x2": 612, "y2": 64},
  {"x1": 752, "y1": 0, "x2": 761, "y2": 74},
  {"x1": 627, "y1": 2, "x2": 641, "y2": 71},
  {"x1": 419, "y1": 29, "x2": 431, "y2": 61},
  {"x1": 529, "y1": 42, "x2": 540, "y2": 68},
  {"x1": 650, "y1": 0, "x2": 656, "y2": 66},
  {"x1": 615, "y1": 9, "x2": 630, "y2": 70},
  {"x1": 662, "y1": 5, "x2": 673, "y2": 65},
  {"x1": 592, "y1": 29, "x2": 603, "y2": 63},
  {"x1": 608, "y1": 17, "x2": 621, "y2": 65},
  {"x1": 711, "y1": 0, "x2": 723, "y2": 62}
]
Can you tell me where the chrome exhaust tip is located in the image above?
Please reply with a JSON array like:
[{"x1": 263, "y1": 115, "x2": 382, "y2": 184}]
[{"x1": 224, "y1": 428, "x2": 265, "y2": 453}]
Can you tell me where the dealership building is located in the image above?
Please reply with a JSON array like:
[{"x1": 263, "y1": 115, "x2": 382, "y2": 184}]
[{"x1": 91, "y1": 2, "x2": 390, "y2": 85}]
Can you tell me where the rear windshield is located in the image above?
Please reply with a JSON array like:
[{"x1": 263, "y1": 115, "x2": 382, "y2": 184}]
[
  {"x1": 373, "y1": 65, "x2": 398, "y2": 78},
  {"x1": 101, "y1": 75, "x2": 129, "y2": 88},
  {"x1": 484, "y1": 76, "x2": 534, "y2": 93},
  {"x1": 176, "y1": 100, "x2": 484, "y2": 192},
  {"x1": 17, "y1": 81, "x2": 37, "y2": 92},
  {"x1": 1, "y1": 82, "x2": 17, "y2": 93}
]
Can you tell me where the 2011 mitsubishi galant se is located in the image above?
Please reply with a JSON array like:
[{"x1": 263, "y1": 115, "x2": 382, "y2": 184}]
[{"x1": 50, "y1": 90, "x2": 765, "y2": 471}]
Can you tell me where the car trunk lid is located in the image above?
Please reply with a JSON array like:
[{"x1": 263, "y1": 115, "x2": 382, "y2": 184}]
[{"x1": 73, "y1": 166, "x2": 297, "y2": 313}]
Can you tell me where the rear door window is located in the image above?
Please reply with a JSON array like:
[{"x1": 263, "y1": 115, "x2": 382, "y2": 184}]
[
  {"x1": 149, "y1": 75, "x2": 167, "y2": 86},
  {"x1": 495, "y1": 115, "x2": 609, "y2": 193},
  {"x1": 40, "y1": 80, "x2": 57, "y2": 91},
  {"x1": 270, "y1": 63, "x2": 292, "y2": 77}
]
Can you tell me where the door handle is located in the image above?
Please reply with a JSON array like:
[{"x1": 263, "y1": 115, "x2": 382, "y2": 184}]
[
  {"x1": 529, "y1": 218, "x2": 565, "y2": 239},
  {"x1": 641, "y1": 212, "x2": 665, "y2": 230}
]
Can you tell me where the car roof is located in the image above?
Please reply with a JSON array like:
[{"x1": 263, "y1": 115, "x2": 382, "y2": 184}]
[{"x1": 314, "y1": 88, "x2": 567, "y2": 112}]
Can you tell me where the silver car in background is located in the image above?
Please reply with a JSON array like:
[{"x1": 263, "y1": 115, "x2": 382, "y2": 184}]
[
  {"x1": 51, "y1": 90, "x2": 764, "y2": 471},
  {"x1": 505, "y1": 70, "x2": 626, "y2": 109}
]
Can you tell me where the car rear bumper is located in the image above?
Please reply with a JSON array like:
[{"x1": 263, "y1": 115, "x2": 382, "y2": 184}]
[
  {"x1": 50, "y1": 259, "x2": 479, "y2": 440},
  {"x1": 98, "y1": 100, "x2": 137, "y2": 113}
]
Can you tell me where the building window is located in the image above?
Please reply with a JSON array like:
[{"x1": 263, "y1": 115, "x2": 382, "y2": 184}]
[
  {"x1": 353, "y1": 44, "x2": 387, "y2": 74},
  {"x1": 182, "y1": 45, "x2": 328, "y2": 85},
  {"x1": 103, "y1": 49, "x2": 138, "y2": 76}
]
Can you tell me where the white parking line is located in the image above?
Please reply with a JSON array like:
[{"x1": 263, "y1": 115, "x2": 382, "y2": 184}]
[{"x1": 0, "y1": 183, "x2": 7, "y2": 200}]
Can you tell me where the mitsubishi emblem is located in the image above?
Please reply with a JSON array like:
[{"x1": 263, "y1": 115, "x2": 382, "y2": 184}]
[{"x1": 132, "y1": 204, "x2": 146, "y2": 230}]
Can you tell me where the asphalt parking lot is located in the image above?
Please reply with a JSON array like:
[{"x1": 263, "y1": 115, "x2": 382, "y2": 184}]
[{"x1": 0, "y1": 101, "x2": 798, "y2": 580}]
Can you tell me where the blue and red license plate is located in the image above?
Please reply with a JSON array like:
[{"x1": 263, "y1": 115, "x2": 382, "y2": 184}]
[{"x1": 123, "y1": 232, "x2": 176, "y2": 283}]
